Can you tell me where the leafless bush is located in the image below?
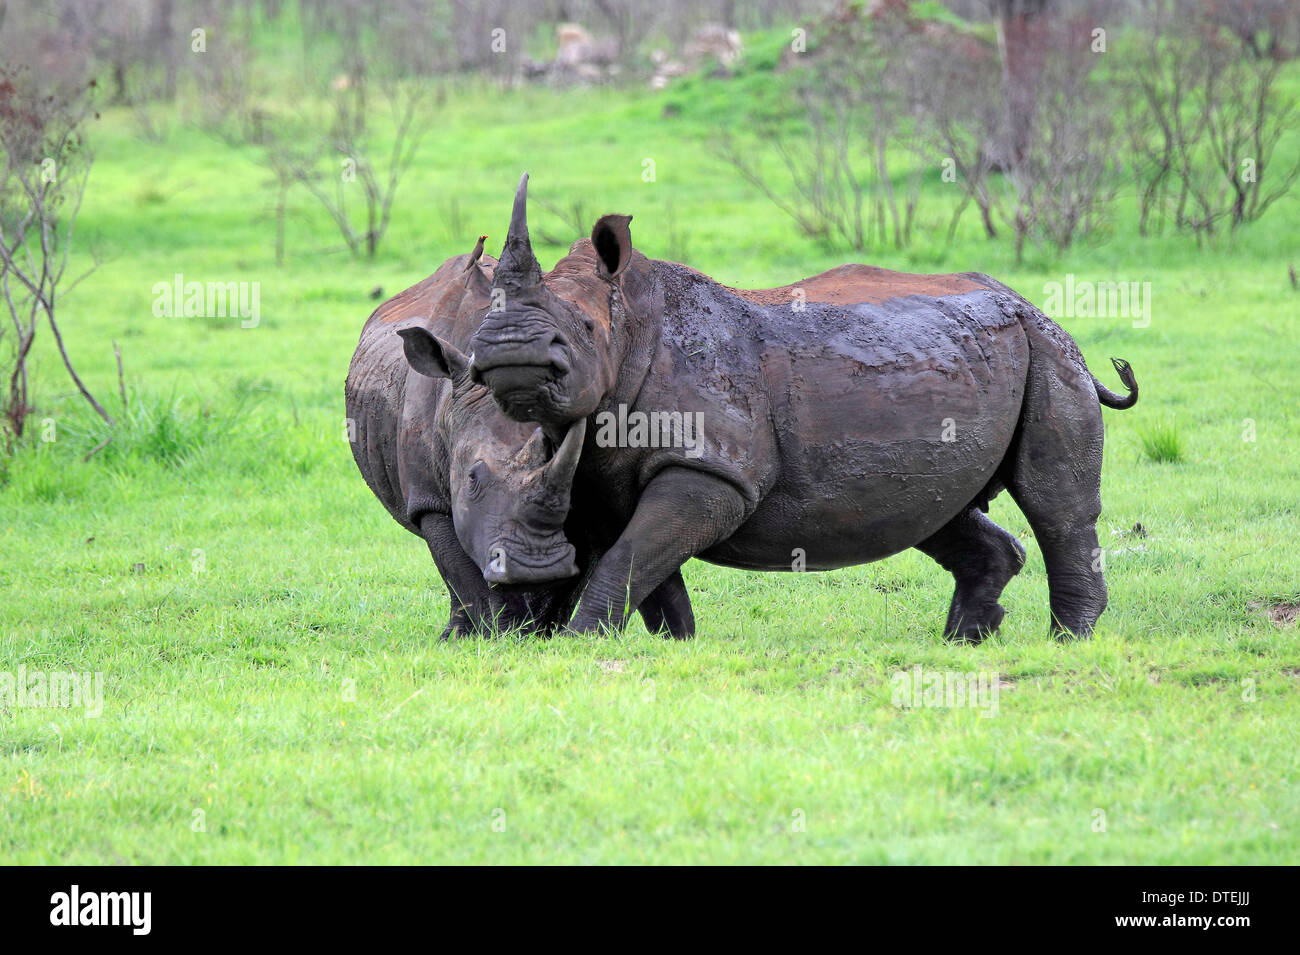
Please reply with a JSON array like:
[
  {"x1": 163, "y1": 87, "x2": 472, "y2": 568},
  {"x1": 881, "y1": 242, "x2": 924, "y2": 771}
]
[
  {"x1": 716, "y1": 91, "x2": 869, "y2": 249},
  {"x1": 207, "y1": 3, "x2": 440, "y2": 261},
  {"x1": 1205, "y1": 0, "x2": 1300, "y2": 61},
  {"x1": 715, "y1": 9, "x2": 919, "y2": 251},
  {"x1": 1124, "y1": 0, "x2": 1300, "y2": 239},
  {"x1": 903, "y1": 22, "x2": 1004, "y2": 241},
  {"x1": 0, "y1": 2, "x2": 98, "y2": 86},
  {"x1": 296, "y1": 79, "x2": 436, "y2": 259},
  {"x1": 0, "y1": 1, "x2": 225, "y2": 141},
  {"x1": 0, "y1": 69, "x2": 107, "y2": 447},
  {"x1": 998, "y1": 13, "x2": 1119, "y2": 259},
  {"x1": 299, "y1": 0, "x2": 523, "y2": 79},
  {"x1": 533, "y1": 195, "x2": 596, "y2": 247}
]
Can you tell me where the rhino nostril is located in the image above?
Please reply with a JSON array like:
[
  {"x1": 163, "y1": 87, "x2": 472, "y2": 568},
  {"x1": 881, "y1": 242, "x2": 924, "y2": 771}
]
[{"x1": 546, "y1": 337, "x2": 570, "y2": 375}]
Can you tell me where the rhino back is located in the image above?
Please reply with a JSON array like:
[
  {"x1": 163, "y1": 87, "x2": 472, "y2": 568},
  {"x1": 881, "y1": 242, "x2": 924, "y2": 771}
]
[{"x1": 640, "y1": 261, "x2": 1030, "y2": 567}]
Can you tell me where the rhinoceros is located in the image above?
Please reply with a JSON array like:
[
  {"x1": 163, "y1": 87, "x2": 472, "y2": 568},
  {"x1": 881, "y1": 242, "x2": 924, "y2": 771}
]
[
  {"x1": 466, "y1": 175, "x2": 1139, "y2": 641},
  {"x1": 345, "y1": 237, "x2": 695, "y2": 638}
]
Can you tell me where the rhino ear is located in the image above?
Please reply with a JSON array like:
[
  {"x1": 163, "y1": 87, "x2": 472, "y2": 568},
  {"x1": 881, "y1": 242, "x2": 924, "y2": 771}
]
[
  {"x1": 591, "y1": 214, "x2": 633, "y2": 280},
  {"x1": 397, "y1": 326, "x2": 471, "y2": 380}
]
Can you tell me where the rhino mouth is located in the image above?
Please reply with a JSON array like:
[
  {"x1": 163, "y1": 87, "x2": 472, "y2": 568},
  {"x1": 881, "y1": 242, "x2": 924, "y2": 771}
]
[
  {"x1": 484, "y1": 535, "x2": 579, "y2": 585},
  {"x1": 479, "y1": 363, "x2": 555, "y2": 396},
  {"x1": 472, "y1": 337, "x2": 569, "y2": 375},
  {"x1": 479, "y1": 367, "x2": 569, "y2": 423},
  {"x1": 471, "y1": 339, "x2": 571, "y2": 417}
]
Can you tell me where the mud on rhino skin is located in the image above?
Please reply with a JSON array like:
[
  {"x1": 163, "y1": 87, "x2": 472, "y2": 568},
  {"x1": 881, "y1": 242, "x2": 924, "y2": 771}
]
[{"x1": 467, "y1": 174, "x2": 1139, "y2": 642}]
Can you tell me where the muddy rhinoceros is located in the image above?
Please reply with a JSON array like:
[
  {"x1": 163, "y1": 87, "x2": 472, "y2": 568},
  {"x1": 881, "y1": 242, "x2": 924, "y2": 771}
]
[
  {"x1": 466, "y1": 175, "x2": 1139, "y2": 641},
  {"x1": 345, "y1": 238, "x2": 694, "y2": 638}
]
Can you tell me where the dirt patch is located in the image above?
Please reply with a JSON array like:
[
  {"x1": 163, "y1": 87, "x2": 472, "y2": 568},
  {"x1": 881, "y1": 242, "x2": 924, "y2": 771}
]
[
  {"x1": 1268, "y1": 602, "x2": 1300, "y2": 628},
  {"x1": 726, "y1": 264, "x2": 987, "y2": 307}
]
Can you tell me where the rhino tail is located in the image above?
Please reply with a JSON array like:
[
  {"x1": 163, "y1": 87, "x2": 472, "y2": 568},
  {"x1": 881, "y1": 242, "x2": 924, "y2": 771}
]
[{"x1": 1092, "y1": 357, "x2": 1138, "y2": 410}]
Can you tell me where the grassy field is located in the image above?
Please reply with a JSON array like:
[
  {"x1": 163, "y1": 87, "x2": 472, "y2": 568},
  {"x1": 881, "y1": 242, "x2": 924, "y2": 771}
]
[{"x1": 1, "y1": 38, "x2": 1298, "y2": 863}]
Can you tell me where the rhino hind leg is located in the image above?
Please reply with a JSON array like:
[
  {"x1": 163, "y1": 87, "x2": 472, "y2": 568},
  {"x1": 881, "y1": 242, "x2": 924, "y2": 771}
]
[
  {"x1": 916, "y1": 508, "x2": 1026, "y2": 644},
  {"x1": 636, "y1": 568, "x2": 696, "y2": 639},
  {"x1": 1003, "y1": 355, "x2": 1110, "y2": 640}
]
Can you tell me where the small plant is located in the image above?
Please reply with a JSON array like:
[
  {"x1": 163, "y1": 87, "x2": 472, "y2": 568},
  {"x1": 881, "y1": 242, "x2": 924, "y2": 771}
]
[
  {"x1": 61, "y1": 384, "x2": 264, "y2": 469},
  {"x1": 1138, "y1": 421, "x2": 1183, "y2": 463}
]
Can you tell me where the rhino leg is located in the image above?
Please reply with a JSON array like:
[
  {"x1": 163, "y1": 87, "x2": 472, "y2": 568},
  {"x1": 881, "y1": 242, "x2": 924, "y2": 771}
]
[
  {"x1": 566, "y1": 469, "x2": 746, "y2": 636},
  {"x1": 1003, "y1": 354, "x2": 1109, "y2": 639},
  {"x1": 419, "y1": 512, "x2": 506, "y2": 637},
  {"x1": 636, "y1": 569, "x2": 695, "y2": 639},
  {"x1": 440, "y1": 594, "x2": 474, "y2": 641},
  {"x1": 915, "y1": 508, "x2": 1026, "y2": 644},
  {"x1": 553, "y1": 531, "x2": 695, "y2": 638}
]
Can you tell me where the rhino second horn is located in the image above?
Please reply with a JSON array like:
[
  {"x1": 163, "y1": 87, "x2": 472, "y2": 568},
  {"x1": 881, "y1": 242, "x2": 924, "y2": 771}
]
[
  {"x1": 543, "y1": 417, "x2": 587, "y2": 493},
  {"x1": 514, "y1": 426, "x2": 551, "y2": 471}
]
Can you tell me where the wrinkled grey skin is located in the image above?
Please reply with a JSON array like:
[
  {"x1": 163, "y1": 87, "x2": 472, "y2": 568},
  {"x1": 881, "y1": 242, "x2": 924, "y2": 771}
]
[
  {"x1": 345, "y1": 245, "x2": 695, "y2": 638},
  {"x1": 398, "y1": 325, "x2": 587, "y2": 585},
  {"x1": 468, "y1": 174, "x2": 1139, "y2": 641}
]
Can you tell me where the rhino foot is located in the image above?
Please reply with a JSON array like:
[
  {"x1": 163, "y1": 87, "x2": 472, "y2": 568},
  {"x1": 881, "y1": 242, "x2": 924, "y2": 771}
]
[{"x1": 944, "y1": 603, "x2": 1007, "y2": 645}]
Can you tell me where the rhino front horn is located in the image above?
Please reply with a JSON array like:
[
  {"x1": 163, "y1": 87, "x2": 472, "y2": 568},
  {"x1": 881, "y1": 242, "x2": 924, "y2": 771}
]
[
  {"x1": 544, "y1": 416, "x2": 587, "y2": 494},
  {"x1": 495, "y1": 173, "x2": 543, "y2": 292}
]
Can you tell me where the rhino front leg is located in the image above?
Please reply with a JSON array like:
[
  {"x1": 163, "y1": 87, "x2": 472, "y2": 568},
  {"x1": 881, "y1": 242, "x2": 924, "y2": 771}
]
[
  {"x1": 441, "y1": 594, "x2": 474, "y2": 641},
  {"x1": 567, "y1": 469, "x2": 746, "y2": 635},
  {"x1": 419, "y1": 512, "x2": 501, "y2": 637}
]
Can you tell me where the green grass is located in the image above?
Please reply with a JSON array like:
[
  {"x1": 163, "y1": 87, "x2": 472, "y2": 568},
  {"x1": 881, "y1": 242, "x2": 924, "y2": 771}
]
[
  {"x1": 1, "y1": 40, "x2": 1299, "y2": 863},
  {"x1": 1137, "y1": 421, "x2": 1185, "y2": 464}
]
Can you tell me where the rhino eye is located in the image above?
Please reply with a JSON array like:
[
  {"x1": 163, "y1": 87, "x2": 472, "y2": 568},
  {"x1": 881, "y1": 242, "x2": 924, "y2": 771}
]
[{"x1": 468, "y1": 462, "x2": 488, "y2": 485}]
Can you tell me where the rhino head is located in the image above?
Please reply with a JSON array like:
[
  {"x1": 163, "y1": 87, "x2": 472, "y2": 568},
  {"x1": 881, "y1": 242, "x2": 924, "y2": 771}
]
[
  {"x1": 397, "y1": 323, "x2": 586, "y2": 586},
  {"x1": 468, "y1": 174, "x2": 632, "y2": 429}
]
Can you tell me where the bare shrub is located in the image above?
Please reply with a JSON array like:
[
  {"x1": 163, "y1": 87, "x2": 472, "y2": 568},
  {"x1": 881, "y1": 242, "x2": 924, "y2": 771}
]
[
  {"x1": 1002, "y1": 24, "x2": 1119, "y2": 259},
  {"x1": 715, "y1": 8, "x2": 918, "y2": 251},
  {"x1": 0, "y1": 69, "x2": 108, "y2": 447},
  {"x1": 1124, "y1": 0, "x2": 1300, "y2": 239},
  {"x1": 207, "y1": 3, "x2": 440, "y2": 261},
  {"x1": 717, "y1": 2, "x2": 1121, "y2": 258},
  {"x1": 1205, "y1": 0, "x2": 1300, "y2": 61},
  {"x1": 294, "y1": 78, "x2": 437, "y2": 260},
  {"x1": 974, "y1": 3, "x2": 1120, "y2": 260},
  {"x1": 533, "y1": 195, "x2": 596, "y2": 247},
  {"x1": 903, "y1": 21, "x2": 1004, "y2": 241}
]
